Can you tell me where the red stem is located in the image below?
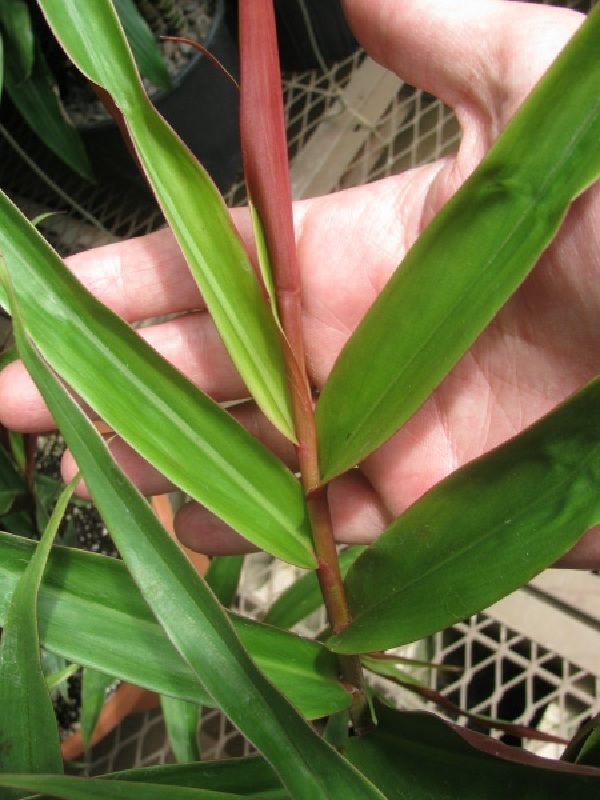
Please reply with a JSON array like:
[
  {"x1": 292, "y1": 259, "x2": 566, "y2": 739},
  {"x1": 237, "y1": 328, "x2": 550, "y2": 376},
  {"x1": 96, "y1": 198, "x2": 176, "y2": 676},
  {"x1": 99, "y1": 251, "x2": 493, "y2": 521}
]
[{"x1": 238, "y1": 0, "x2": 358, "y2": 668}]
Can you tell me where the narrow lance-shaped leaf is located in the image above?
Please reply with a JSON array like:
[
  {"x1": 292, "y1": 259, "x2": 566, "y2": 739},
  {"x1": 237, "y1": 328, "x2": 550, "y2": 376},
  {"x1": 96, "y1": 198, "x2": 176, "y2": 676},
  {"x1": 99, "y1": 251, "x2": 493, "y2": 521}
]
[
  {"x1": 0, "y1": 532, "x2": 351, "y2": 721},
  {"x1": 0, "y1": 475, "x2": 77, "y2": 790},
  {"x1": 113, "y1": 0, "x2": 171, "y2": 89},
  {"x1": 0, "y1": 442, "x2": 25, "y2": 515},
  {"x1": 329, "y1": 378, "x2": 600, "y2": 654},
  {"x1": 80, "y1": 668, "x2": 116, "y2": 751},
  {"x1": 105, "y1": 757, "x2": 284, "y2": 798},
  {"x1": 0, "y1": 191, "x2": 314, "y2": 568},
  {"x1": 45, "y1": 661, "x2": 80, "y2": 694},
  {"x1": 4, "y1": 44, "x2": 92, "y2": 180},
  {"x1": 345, "y1": 702, "x2": 600, "y2": 799},
  {"x1": 0, "y1": 30, "x2": 4, "y2": 98},
  {"x1": 0, "y1": 773, "x2": 254, "y2": 800},
  {"x1": 161, "y1": 695, "x2": 202, "y2": 763},
  {"x1": 263, "y1": 546, "x2": 365, "y2": 630},
  {"x1": 36, "y1": 0, "x2": 295, "y2": 441},
  {"x1": 107, "y1": 707, "x2": 600, "y2": 799},
  {"x1": 6, "y1": 296, "x2": 384, "y2": 799},
  {"x1": 0, "y1": 346, "x2": 18, "y2": 372},
  {"x1": 324, "y1": 709, "x2": 351, "y2": 751},
  {"x1": 206, "y1": 555, "x2": 244, "y2": 608},
  {"x1": 7, "y1": 430, "x2": 25, "y2": 475},
  {"x1": 316, "y1": 5, "x2": 600, "y2": 480},
  {"x1": 0, "y1": 0, "x2": 33, "y2": 79},
  {"x1": 249, "y1": 200, "x2": 278, "y2": 317},
  {"x1": 562, "y1": 714, "x2": 600, "y2": 767}
]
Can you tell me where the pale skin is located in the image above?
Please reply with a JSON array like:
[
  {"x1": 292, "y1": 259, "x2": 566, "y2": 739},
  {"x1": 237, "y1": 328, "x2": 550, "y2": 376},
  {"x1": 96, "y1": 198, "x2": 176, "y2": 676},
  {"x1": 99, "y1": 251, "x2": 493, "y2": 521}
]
[{"x1": 1, "y1": 0, "x2": 599, "y2": 567}]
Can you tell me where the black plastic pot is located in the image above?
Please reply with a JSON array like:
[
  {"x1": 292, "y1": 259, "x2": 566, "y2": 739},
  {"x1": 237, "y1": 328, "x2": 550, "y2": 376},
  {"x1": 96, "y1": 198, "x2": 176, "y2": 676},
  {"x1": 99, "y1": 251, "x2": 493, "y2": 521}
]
[
  {"x1": 81, "y1": 0, "x2": 241, "y2": 197},
  {"x1": 274, "y1": 0, "x2": 358, "y2": 71}
]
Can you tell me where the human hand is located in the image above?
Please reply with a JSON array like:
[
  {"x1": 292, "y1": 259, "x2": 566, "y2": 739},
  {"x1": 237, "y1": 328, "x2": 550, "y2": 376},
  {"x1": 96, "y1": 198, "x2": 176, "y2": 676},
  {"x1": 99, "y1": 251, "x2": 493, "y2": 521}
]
[{"x1": 1, "y1": 0, "x2": 599, "y2": 567}]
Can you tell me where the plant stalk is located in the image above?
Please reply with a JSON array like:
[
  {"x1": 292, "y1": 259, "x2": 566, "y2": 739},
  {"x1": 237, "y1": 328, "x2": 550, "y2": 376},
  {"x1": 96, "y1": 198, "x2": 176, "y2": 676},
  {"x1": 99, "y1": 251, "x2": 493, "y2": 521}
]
[{"x1": 238, "y1": 0, "x2": 369, "y2": 731}]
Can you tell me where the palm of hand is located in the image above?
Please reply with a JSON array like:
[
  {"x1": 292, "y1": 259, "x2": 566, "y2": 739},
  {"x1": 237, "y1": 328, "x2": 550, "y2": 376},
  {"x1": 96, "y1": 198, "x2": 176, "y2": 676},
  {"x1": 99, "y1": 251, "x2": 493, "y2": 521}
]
[
  {"x1": 1, "y1": 0, "x2": 599, "y2": 566},
  {"x1": 295, "y1": 1, "x2": 600, "y2": 567}
]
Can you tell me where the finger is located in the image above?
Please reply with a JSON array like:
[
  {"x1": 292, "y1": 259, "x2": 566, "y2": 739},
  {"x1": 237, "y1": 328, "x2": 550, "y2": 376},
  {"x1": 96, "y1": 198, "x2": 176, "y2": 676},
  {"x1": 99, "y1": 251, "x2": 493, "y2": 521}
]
[
  {"x1": 0, "y1": 358, "x2": 101, "y2": 433},
  {"x1": 327, "y1": 470, "x2": 392, "y2": 544},
  {"x1": 174, "y1": 467, "x2": 393, "y2": 557},
  {"x1": 61, "y1": 437, "x2": 176, "y2": 499},
  {"x1": 60, "y1": 402, "x2": 298, "y2": 498},
  {"x1": 0, "y1": 311, "x2": 246, "y2": 432},
  {"x1": 555, "y1": 526, "x2": 600, "y2": 570},
  {"x1": 175, "y1": 502, "x2": 258, "y2": 556},
  {"x1": 342, "y1": 0, "x2": 583, "y2": 124},
  {"x1": 63, "y1": 207, "x2": 273, "y2": 324},
  {"x1": 65, "y1": 227, "x2": 204, "y2": 323}
]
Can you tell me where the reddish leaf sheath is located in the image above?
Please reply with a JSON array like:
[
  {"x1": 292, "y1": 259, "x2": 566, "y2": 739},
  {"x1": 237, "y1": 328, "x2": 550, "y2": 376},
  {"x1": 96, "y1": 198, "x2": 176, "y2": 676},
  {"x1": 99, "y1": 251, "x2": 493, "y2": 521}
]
[{"x1": 238, "y1": 0, "x2": 303, "y2": 351}]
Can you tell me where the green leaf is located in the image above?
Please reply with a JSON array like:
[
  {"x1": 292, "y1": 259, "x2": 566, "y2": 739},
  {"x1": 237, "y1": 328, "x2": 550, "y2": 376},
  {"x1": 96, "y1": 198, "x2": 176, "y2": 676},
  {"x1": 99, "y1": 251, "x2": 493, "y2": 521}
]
[
  {"x1": 329, "y1": 378, "x2": 600, "y2": 654},
  {"x1": 324, "y1": 709, "x2": 351, "y2": 751},
  {"x1": 80, "y1": 668, "x2": 116, "y2": 750},
  {"x1": 0, "y1": 192, "x2": 314, "y2": 568},
  {"x1": 4, "y1": 44, "x2": 92, "y2": 180},
  {"x1": 0, "y1": 532, "x2": 351, "y2": 720},
  {"x1": 0, "y1": 345, "x2": 17, "y2": 372},
  {"x1": 263, "y1": 546, "x2": 364, "y2": 629},
  {"x1": 8, "y1": 430, "x2": 26, "y2": 475},
  {"x1": 31, "y1": 210, "x2": 65, "y2": 228},
  {"x1": 113, "y1": 0, "x2": 171, "y2": 89},
  {"x1": 345, "y1": 702, "x2": 600, "y2": 799},
  {"x1": 0, "y1": 509, "x2": 35, "y2": 537},
  {"x1": 161, "y1": 695, "x2": 202, "y2": 763},
  {"x1": 106, "y1": 757, "x2": 285, "y2": 798},
  {"x1": 562, "y1": 713, "x2": 600, "y2": 766},
  {"x1": 34, "y1": 473, "x2": 66, "y2": 533},
  {"x1": 360, "y1": 656, "x2": 423, "y2": 688},
  {"x1": 37, "y1": 0, "x2": 295, "y2": 442},
  {"x1": 44, "y1": 660, "x2": 79, "y2": 696},
  {"x1": 249, "y1": 201, "x2": 278, "y2": 319},
  {"x1": 0, "y1": 31, "x2": 4, "y2": 99},
  {"x1": 0, "y1": 442, "x2": 25, "y2": 515},
  {"x1": 0, "y1": 773, "x2": 254, "y2": 800},
  {"x1": 576, "y1": 728, "x2": 600, "y2": 766},
  {"x1": 206, "y1": 556, "x2": 244, "y2": 608},
  {"x1": 316, "y1": 5, "x2": 600, "y2": 480},
  {"x1": 0, "y1": 0, "x2": 33, "y2": 79},
  {"x1": 111, "y1": 705, "x2": 600, "y2": 799},
  {"x1": 0, "y1": 476, "x2": 76, "y2": 791},
  {"x1": 6, "y1": 315, "x2": 381, "y2": 799}
]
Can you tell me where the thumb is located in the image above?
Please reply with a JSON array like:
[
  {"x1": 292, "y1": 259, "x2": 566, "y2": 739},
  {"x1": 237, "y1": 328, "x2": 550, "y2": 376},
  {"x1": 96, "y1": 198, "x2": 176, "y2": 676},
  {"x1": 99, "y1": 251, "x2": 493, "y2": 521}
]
[{"x1": 341, "y1": 0, "x2": 583, "y2": 124}]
